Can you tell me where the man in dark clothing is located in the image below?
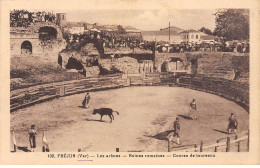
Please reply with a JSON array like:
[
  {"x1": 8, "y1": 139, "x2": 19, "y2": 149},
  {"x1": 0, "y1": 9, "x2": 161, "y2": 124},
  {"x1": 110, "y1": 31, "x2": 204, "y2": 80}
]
[
  {"x1": 82, "y1": 92, "x2": 91, "y2": 108},
  {"x1": 189, "y1": 99, "x2": 197, "y2": 119},
  {"x1": 28, "y1": 125, "x2": 37, "y2": 152},
  {"x1": 228, "y1": 113, "x2": 238, "y2": 134},
  {"x1": 174, "y1": 117, "x2": 181, "y2": 144}
]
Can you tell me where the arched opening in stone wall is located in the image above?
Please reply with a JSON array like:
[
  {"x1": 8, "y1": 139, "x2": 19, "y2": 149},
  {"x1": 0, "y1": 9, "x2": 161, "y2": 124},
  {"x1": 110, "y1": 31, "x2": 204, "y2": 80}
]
[
  {"x1": 58, "y1": 54, "x2": 62, "y2": 67},
  {"x1": 170, "y1": 58, "x2": 184, "y2": 71},
  {"x1": 161, "y1": 61, "x2": 169, "y2": 72},
  {"x1": 66, "y1": 57, "x2": 84, "y2": 70},
  {"x1": 86, "y1": 57, "x2": 99, "y2": 67},
  {"x1": 39, "y1": 26, "x2": 58, "y2": 41},
  {"x1": 21, "y1": 41, "x2": 32, "y2": 54},
  {"x1": 190, "y1": 59, "x2": 198, "y2": 75}
]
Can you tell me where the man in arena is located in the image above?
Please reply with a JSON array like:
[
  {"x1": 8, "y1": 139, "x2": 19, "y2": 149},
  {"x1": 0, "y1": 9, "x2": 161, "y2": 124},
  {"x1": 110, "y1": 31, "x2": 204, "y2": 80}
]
[
  {"x1": 28, "y1": 125, "x2": 37, "y2": 152},
  {"x1": 227, "y1": 113, "x2": 238, "y2": 134},
  {"x1": 189, "y1": 99, "x2": 197, "y2": 119},
  {"x1": 82, "y1": 92, "x2": 91, "y2": 108},
  {"x1": 173, "y1": 117, "x2": 181, "y2": 145}
]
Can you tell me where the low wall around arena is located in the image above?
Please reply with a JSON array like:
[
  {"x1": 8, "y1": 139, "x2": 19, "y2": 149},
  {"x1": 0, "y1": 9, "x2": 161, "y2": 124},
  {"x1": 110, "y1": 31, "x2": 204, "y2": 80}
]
[
  {"x1": 178, "y1": 76, "x2": 249, "y2": 111},
  {"x1": 10, "y1": 71, "x2": 249, "y2": 114},
  {"x1": 10, "y1": 74, "x2": 128, "y2": 112}
]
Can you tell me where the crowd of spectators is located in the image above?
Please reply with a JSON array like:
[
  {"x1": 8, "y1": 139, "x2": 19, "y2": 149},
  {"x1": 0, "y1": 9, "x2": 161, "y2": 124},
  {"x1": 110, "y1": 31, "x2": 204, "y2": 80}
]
[
  {"x1": 10, "y1": 9, "x2": 56, "y2": 27},
  {"x1": 66, "y1": 30, "x2": 143, "y2": 50},
  {"x1": 154, "y1": 41, "x2": 249, "y2": 53},
  {"x1": 67, "y1": 30, "x2": 249, "y2": 54},
  {"x1": 64, "y1": 30, "x2": 146, "y2": 56}
]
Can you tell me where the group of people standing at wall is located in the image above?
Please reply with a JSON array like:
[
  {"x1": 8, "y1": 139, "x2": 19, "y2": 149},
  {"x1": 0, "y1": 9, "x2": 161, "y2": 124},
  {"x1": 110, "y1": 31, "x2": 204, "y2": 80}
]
[
  {"x1": 10, "y1": 10, "x2": 56, "y2": 27},
  {"x1": 65, "y1": 30, "x2": 143, "y2": 56},
  {"x1": 156, "y1": 41, "x2": 249, "y2": 54}
]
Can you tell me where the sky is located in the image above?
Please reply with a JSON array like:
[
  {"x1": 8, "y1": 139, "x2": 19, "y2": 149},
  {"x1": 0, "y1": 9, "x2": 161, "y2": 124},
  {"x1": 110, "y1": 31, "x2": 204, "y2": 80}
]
[
  {"x1": 9, "y1": 0, "x2": 217, "y2": 32},
  {"x1": 62, "y1": 9, "x2": 217, "y2": 31}
]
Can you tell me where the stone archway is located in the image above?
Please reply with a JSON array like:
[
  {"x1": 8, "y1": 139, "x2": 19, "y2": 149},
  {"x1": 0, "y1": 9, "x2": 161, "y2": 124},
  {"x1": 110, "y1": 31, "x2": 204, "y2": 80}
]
[
  {"x1": 21, "y1": 40, "x2": 32, "y2": 54},
  {"x1": 66, "y1": 57, "x2": 84, "y2": 70},
  {"x1": 170, "y1": 57, "x2": 184, "y2": 71},
  {"x1": 38, "y1": 26, "x2": 58, "y2": 41}
]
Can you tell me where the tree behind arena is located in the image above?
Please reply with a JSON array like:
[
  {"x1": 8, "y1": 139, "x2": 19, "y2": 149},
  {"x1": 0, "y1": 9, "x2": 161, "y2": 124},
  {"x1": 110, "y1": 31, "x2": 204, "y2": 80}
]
[
  {"x1": 213, "y1": 9, "x2": 249, "y2": 41},
  {"x1": 199, "y1": 27, "x2": 213, "y2": 35}
]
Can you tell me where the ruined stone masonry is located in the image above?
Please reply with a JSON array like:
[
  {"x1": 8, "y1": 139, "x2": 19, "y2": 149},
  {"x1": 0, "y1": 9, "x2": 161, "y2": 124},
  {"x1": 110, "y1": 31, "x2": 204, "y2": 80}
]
[{"x1": 10, "y1": 22, "x2": 67, "y2": 62}]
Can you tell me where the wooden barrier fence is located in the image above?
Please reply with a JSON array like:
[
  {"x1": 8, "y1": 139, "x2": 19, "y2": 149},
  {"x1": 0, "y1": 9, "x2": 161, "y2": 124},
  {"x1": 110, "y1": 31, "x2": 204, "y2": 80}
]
[
  {"x1": 178, "y1": 76, "x2": 249, "y2": 111},
  {"x1": 10, "y1": 74, "x2": 128, "y2": 112},
  {"x1": 168, "y1": 131, "x2": 249, "y2": 152},
  {"x1": 11, "y1": 73, "x2": 249, "y2": 113},
  {"x1": 122, "y1": 73, "x2": 249, "y2": 112}
]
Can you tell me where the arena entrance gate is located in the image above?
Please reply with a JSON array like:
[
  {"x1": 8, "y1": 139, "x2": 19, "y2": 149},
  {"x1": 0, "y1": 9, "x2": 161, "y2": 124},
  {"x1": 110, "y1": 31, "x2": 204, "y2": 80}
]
[{"x1": 170, "y1": 58, "x2": 184, "y2": 71}]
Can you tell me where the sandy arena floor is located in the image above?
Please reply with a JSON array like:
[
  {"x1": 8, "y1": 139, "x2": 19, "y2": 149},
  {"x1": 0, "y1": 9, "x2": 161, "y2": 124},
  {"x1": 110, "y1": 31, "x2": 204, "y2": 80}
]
[{"x1": 10, "y1": 86, "x2": 249, "y2": 152}]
